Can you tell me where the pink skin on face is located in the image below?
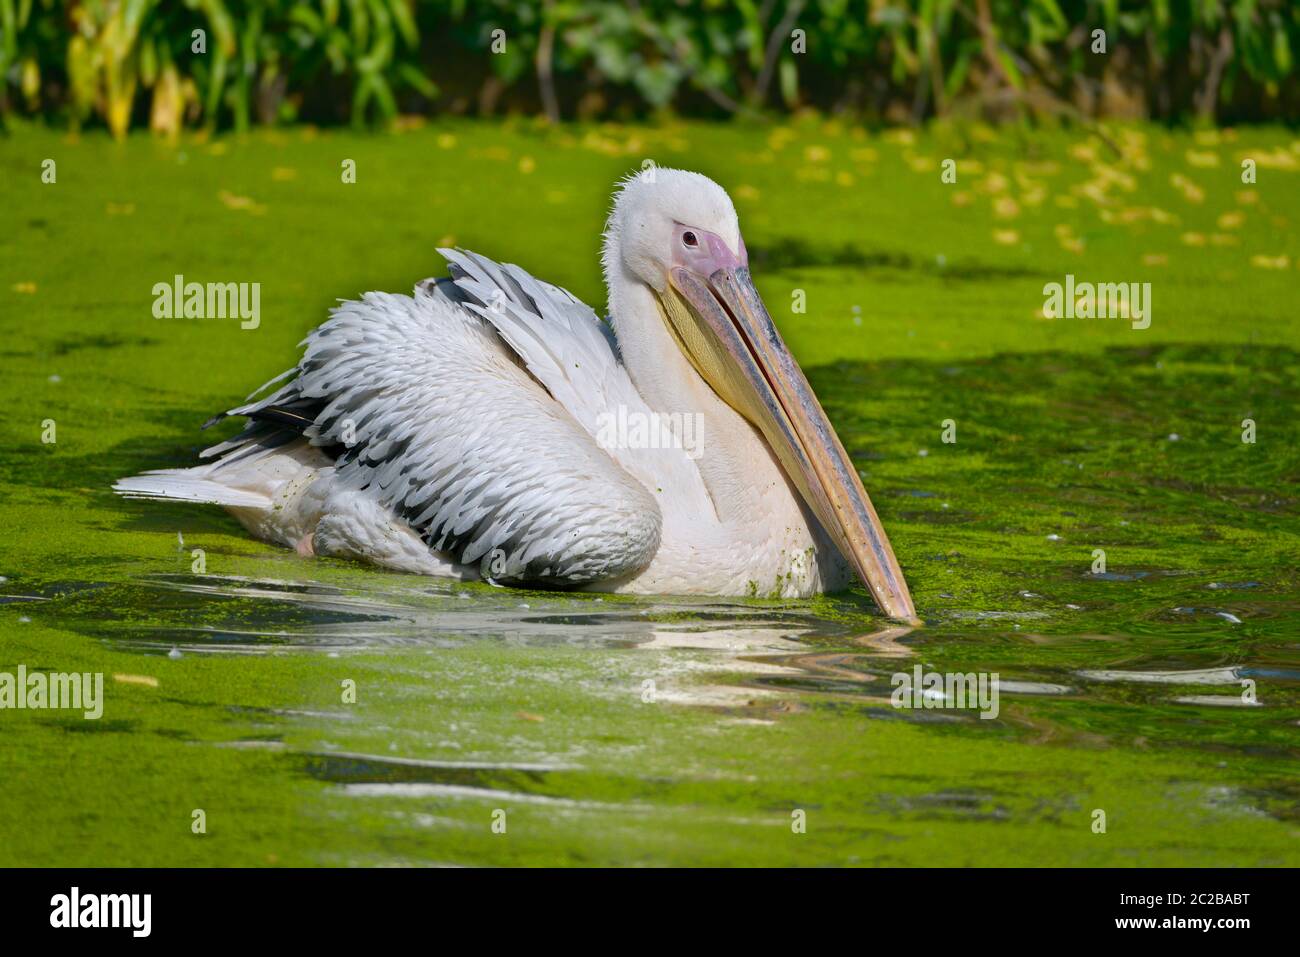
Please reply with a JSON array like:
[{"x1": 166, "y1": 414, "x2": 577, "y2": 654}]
[
  {"x1": 663, "y1": 219, "x2": 916, "y2": 619},
  {"x1": 671, "y1": 223, "x2": 748, "y2": 275}
]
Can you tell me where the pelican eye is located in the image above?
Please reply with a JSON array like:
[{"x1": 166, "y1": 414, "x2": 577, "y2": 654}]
[{"x1": 682, "y1": 231, "x2": 699, "y2": 248}]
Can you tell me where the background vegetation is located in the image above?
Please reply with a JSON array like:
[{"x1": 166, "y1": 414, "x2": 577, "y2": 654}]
[{"x1": 1, "y1": 1, "x2": 1297, "y2": 138}]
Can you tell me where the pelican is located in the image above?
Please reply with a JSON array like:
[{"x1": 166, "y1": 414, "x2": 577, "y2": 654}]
[{"x1": 115, "y1": 169, "x2": 916, "y2": 619}]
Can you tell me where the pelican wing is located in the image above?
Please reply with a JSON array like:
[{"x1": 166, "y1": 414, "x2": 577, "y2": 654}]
[
  {"x1": 436, "y1": 249, "x2": 714, "y2": 517},
  {"x1": 435, "y1": 248, "x2": 630, "y2": 438},
  {"x1": 201, "y1": 260, "x2": 664, "y2": 585}
]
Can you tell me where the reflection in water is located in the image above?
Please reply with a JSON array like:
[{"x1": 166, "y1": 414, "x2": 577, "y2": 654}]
[
  {"x1": 128, "y1": 572, "x2": 841, "y2": 651},
  {"x1": 1078, "y1": 666, "x2": 1242, "y2": 685},
  {"x1": 53, "y1": 570, "x2": 1295, "y2": 739},
  {"x1": 5, "y1": 341, "x2": 1299, "y2": 864}
]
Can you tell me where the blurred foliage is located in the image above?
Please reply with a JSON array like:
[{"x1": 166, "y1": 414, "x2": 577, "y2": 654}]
[
  {"x1": 1, "y1": 0, "x2": 1297, "y2": 136},
  {"x1": 1, "y1": 0, "x2": 431, "y2": 136}
]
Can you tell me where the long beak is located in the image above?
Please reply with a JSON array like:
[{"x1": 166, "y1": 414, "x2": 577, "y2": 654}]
[{"x1": 662, "y1": 265, "x2": 917, "y2": 622}]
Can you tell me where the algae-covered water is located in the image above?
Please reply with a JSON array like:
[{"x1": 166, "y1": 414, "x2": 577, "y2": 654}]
[{"x1": 0, "y1": 119, "x2": 1297, "y2": 866}]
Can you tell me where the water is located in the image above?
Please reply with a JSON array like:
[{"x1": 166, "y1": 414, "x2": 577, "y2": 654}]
[
  {"x1": 1, "y1": 121, "x2": 1297, "y2": 865},
  {"x1": 3, "y1": 341, "x2": 1294, "y2": 866}
]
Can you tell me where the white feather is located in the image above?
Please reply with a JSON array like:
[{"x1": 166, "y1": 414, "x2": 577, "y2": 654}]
[{"x1": 114, "y1": 169, "x2": 852, "y2": 597}]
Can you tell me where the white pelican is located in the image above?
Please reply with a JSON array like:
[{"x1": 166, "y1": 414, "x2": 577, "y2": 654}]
[{"x1": 115, "y1": 169, "x2": 916, "y2": 619}]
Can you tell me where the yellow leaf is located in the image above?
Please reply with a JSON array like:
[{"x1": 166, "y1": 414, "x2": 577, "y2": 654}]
[
  {"x1": 21, "y1": 59, "x2": 40, "y2": 102},
  {"x1": 218, "y1": 191, "x2": 266, "y2": 215},
  {"x1": 114, "y1": 674, "x2": 159, "y2": 688},
  {"x1": 1170, "y1": 173, "x2": 1205, "y2": 204}
]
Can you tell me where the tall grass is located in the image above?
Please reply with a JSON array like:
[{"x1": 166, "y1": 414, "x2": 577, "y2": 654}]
[{"x1": 1, "y1": 1, "x2": 1296, "y2": 136}]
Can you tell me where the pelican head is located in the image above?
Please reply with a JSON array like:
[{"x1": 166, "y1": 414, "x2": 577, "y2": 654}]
[{"x1": 602, "y1": 167, "x2": 916, "y2": 620}]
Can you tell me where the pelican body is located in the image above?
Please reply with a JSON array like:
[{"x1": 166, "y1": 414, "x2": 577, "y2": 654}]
[{"x1": 115, "y1": 170, "x2": 916, "y2": 619}]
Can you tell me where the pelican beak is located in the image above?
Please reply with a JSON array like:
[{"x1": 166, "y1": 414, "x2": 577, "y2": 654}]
[{"x1": 657, "y1": 231, "x2": 917, "y2": 622}]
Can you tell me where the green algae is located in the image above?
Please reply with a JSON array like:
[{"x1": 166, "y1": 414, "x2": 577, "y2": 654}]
[{"x1": 0, "y1": 118, "x2": 1297, "y2": 866}]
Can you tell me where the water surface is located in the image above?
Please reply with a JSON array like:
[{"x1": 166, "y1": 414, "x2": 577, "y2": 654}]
[{"x1": 1, "y1": 121, "x2": 1297, "y2": 865}]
